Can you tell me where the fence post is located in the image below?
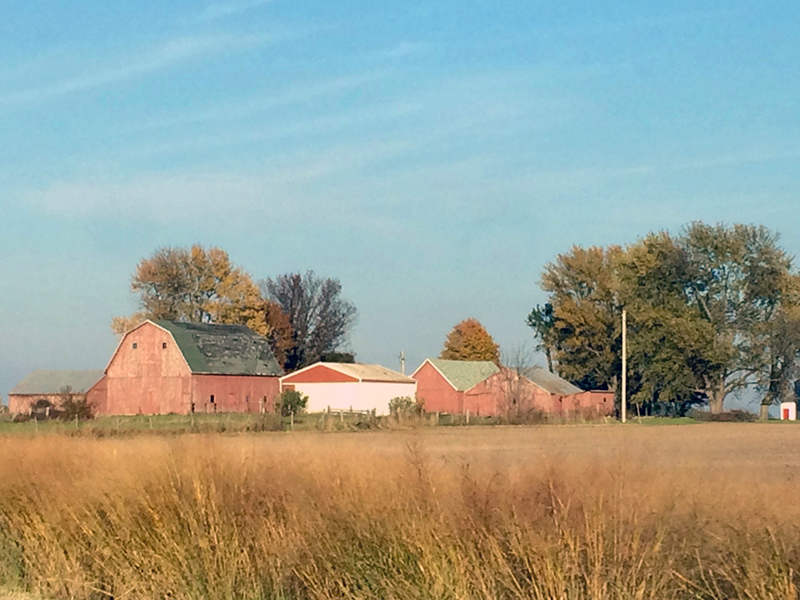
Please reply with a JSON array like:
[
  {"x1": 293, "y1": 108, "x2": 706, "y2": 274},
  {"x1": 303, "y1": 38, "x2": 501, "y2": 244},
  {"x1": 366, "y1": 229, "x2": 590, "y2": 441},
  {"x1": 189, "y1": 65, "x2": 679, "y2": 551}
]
[{"x1": 466, "y1": 410, "x2": 470, "y2": 425}]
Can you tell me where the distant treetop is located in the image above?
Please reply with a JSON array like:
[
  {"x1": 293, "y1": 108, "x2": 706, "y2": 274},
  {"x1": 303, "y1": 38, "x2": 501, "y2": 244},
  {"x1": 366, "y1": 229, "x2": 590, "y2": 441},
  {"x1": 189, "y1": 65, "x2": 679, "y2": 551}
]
[{"x1": 440, "y1": 318, "x2": 500, "y2": 364}]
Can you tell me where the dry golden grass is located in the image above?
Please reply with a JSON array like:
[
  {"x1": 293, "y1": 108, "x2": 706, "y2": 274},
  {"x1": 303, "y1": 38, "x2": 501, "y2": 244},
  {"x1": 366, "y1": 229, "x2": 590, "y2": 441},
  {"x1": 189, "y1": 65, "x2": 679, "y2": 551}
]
[{"x1": 1, "y1": 423, "x2": 800, "y2": 599}]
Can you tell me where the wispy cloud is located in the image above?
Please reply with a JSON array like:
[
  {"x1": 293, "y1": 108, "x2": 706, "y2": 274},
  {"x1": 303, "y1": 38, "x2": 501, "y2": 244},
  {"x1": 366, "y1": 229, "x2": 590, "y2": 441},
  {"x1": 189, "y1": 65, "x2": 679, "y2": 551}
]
[
  {"x1": 24, "y1": 142, "x2": 800, "y2": 245},
  {"x1": 132, "y1": 71, "x2": 388, "y2": 131},
  {"x1": 535, "y1": 147, "x2": 800, "y2": 187},
  {"x1": 25, "y1": 138, "x2": 418, "y2": 223},
  {"x1": 22, "y1": 68, "x2": 572, "y2": 219},
  {"x1": 374, "y1": 42, "x2": 428, "y2": 60},
  {"x1": 0, "y1": 32, "x2": 282, "y2": 111},
  {"x1": 197, "y1": 0, "x2": 276, "y2": 22},
  {"x1": 128, "y1": 100, "x2": 422, "y2": 157}
]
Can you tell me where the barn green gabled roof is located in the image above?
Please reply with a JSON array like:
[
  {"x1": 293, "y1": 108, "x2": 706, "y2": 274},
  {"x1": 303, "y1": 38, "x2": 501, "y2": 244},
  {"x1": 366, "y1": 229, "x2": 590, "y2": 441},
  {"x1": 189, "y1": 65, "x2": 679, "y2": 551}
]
[
  {"x1": 10, "y1": 370, "x2": 104, "y2": 396},
  {"x1": 153, "y1": 321, "x2": 283, "y2": 376},
  {"x1": 428, "y1": 359, "x2": 500, "y2": 391}
]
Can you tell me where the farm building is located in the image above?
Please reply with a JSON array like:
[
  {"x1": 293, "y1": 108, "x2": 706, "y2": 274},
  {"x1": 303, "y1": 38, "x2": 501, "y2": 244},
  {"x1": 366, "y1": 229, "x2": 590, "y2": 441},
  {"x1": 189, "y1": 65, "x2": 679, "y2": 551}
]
[
  {"x1": 280, "y1": 362, "x2": 416, "y2": 415},
  {"x1": 100, "y1": 320, "x2": 283, "y2": 415},
  {"x1": 413, "y1": 359, "x2": 614, "y2": 417},
  {"x1": 412, "y1": 359, "x2": 503, "y2": 416},
  {"x1": 510, "y1": 366, "x2": 614, "y2": 417},
  {"x1": 8, "y1": 370, "x2": 106, "y2": 415}
]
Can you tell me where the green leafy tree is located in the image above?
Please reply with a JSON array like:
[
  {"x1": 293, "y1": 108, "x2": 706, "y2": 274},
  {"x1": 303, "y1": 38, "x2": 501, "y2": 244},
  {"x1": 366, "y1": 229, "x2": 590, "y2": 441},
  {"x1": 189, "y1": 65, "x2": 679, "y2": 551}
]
[
  {"x1": 526, "y1": 304, "x2": 556, "y2": 373},
  {"x1": 57, "y1": 386, "x2": 94, "y2": 421},
  {"x1": 389, "y1": 396, "x2": 416, "y2": 418},
  {"x1": 536, "y1": 245, "x2": 622, "y2": 391},
  {"x1": 615, "y1": 232, "x2": 726, "y2": 415},
  {"x1": 679, "y1": 223, "x2": 792, "y2": 413},
  {"x1": 530, "y1": 223, "x2": 800, "y2": 415},
  {"x1": 277, "y1": 389, "x2": 308, "y2": 417},
  {"x1": 756, "y1": 272, "x2": 800, "y2": 418},
  {"x1": 440, "y1": 318, "x2": 500, "y2": 364}
]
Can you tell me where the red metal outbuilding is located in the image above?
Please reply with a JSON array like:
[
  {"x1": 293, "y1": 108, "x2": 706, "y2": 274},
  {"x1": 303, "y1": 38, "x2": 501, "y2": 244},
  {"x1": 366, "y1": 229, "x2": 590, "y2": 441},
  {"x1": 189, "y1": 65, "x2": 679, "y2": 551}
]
[{"x1": 412, "y1": 359, "x2": 614, "y2": 417}]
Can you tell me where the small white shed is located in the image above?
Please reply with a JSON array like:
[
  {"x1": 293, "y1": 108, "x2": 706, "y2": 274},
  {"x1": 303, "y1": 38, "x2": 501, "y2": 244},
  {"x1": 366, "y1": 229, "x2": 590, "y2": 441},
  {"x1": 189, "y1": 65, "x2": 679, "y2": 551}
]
[
  {"x1": 779, "y1": 402, "x2": 796, "y2": 421},
  {"x1": 280, "y1": 362, "x2": 416, "y2": 415}
]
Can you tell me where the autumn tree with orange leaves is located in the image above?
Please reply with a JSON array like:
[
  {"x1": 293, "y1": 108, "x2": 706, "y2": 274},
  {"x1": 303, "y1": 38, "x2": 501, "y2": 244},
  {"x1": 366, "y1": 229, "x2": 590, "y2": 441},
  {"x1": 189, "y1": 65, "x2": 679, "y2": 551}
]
[
  {"x1": 112, "y1": 245, "x2": 293, "y2": 365},
  {"x1": 440, "y1": 318, "x2": 500, "y2": 364}
]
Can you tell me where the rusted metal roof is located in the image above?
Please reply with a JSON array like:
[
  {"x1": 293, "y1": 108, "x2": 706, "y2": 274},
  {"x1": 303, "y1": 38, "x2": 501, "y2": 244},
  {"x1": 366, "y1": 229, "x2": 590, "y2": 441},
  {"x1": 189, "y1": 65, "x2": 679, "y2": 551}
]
[{"x1": 154, "y1": 321, "x2": 283, "y2": 376}]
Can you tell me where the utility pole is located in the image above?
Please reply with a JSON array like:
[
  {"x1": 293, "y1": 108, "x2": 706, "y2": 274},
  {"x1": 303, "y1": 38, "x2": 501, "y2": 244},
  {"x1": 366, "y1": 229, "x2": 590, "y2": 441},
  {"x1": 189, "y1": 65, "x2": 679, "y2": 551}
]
[
  {"x1": 399, "y1": 351, "x2": 405, "y2": 375},
  {"x1": 621, "y1": 308, "x2": 627, "y2": 424}
]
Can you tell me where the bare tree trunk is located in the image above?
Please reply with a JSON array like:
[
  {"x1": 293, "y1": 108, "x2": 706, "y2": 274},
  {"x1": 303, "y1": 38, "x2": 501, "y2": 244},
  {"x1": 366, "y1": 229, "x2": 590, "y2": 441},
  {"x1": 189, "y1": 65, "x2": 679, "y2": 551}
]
[
  {"x1": 545, "y1": 347, "x2": 554, "y2": 373},
  {"x1": 708, "y1": 376, "x2": 726, "y2": 414}
]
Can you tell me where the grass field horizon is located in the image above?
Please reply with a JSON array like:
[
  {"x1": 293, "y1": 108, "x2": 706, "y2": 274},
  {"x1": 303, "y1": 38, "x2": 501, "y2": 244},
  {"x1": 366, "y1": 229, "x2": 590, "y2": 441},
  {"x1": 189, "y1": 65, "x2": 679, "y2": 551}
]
[
  {"x1": 2, "y1": 424, "x2": 800, "y2": 599},
  {"x1": 0, "y1": 406, "x2": 776, "y2": 438}
]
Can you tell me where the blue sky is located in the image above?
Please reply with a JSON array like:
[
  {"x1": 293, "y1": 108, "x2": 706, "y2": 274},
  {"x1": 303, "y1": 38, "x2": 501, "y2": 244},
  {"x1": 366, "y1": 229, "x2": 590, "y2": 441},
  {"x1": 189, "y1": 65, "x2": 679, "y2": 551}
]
[{"x1": 1, "y1": 0, "x2": 798, "y2": 408}]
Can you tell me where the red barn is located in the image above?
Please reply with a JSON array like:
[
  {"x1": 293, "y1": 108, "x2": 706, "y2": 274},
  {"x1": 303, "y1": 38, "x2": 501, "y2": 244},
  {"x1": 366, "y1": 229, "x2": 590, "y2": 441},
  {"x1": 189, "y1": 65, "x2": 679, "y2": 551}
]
[
  {"x1": 412, "y1": 359, "x2": 503, "y2": 416},
  {"x1": 413, "y1": 359, "x2": 614, "y2": 417},
  {"x1": 100, "y1": 320, "x2": 283, "y2": 415}
]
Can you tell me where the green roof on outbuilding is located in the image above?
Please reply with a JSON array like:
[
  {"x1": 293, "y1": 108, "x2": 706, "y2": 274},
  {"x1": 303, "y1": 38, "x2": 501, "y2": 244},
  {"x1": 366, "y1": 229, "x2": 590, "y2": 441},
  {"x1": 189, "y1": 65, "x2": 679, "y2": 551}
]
[
  {"x1": 428, "y1": 359, "x2": 500, "y2": 391},
  {"x1": 10, "y1": 370, "x2": 105, "y2": 395},
  {"x1": 153, "y1": 321, "x2": 283, "y2": 376}
]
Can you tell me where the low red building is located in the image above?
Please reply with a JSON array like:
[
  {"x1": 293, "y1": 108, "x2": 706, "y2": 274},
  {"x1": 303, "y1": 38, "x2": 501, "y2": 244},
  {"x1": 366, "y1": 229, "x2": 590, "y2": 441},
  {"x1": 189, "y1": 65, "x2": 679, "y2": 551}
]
[
  {"x1": 511, "y1": 366, "x2": 614, "y2": 417},
  {"x1": 412, "y1": 359, "x2": 614, "y2": 417},
  {"x1": 412, "y1": 359, "x2": 503, "y2": 416},
  {"x1": 100, "y1": 320, "x2": 283, "y2": 415},
  {"x1": 8, "y1": 370, "x2": 106, "y2": 415}
]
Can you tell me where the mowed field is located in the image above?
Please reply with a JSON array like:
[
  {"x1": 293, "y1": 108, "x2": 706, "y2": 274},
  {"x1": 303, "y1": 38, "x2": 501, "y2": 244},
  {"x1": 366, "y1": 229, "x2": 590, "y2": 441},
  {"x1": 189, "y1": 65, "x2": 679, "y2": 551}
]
[{"x1": 2, "y1": 423, "x2": 800, "y2": 600}]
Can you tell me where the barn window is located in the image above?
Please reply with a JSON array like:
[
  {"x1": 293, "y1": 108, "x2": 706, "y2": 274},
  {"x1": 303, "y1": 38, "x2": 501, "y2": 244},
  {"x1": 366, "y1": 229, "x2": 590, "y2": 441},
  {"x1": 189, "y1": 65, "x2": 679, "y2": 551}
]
[
  {"x1": 210, "y1": 395, "x2": 215, "y2": 403},
  {"x1": 132, "y1": 342, "x2": 138, "y2": 349},
  {"x1": 162, "y1": 342, "x2": 167, "y2": 349}
]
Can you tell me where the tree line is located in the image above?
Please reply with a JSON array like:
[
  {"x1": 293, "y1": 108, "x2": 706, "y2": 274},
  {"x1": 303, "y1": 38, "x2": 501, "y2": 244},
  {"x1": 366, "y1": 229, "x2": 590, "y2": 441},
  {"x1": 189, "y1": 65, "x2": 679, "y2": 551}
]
[
  {"x1": 528, "y1": 222, "x2": 800, "y2": 417},
  {"x1": 113, "y1": 245, "x2": 357, "y2": 372}
]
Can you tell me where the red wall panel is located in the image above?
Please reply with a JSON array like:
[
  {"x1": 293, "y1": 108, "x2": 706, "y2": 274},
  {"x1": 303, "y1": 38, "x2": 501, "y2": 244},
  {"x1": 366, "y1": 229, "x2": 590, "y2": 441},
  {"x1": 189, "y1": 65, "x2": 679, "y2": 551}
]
[
  {"x1": 191, "y1": 374, "x2": 279, "y2": 413},
  {"x1": 413, "y1": 361, "x2": 463, "y2": 414}
]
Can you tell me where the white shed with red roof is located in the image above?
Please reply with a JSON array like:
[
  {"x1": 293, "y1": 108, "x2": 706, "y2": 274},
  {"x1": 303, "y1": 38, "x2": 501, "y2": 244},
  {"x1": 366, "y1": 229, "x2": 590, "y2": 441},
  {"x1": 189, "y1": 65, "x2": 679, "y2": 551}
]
[{"x1": 280, "y1": 362, "x2": 416, "y2": 415}]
